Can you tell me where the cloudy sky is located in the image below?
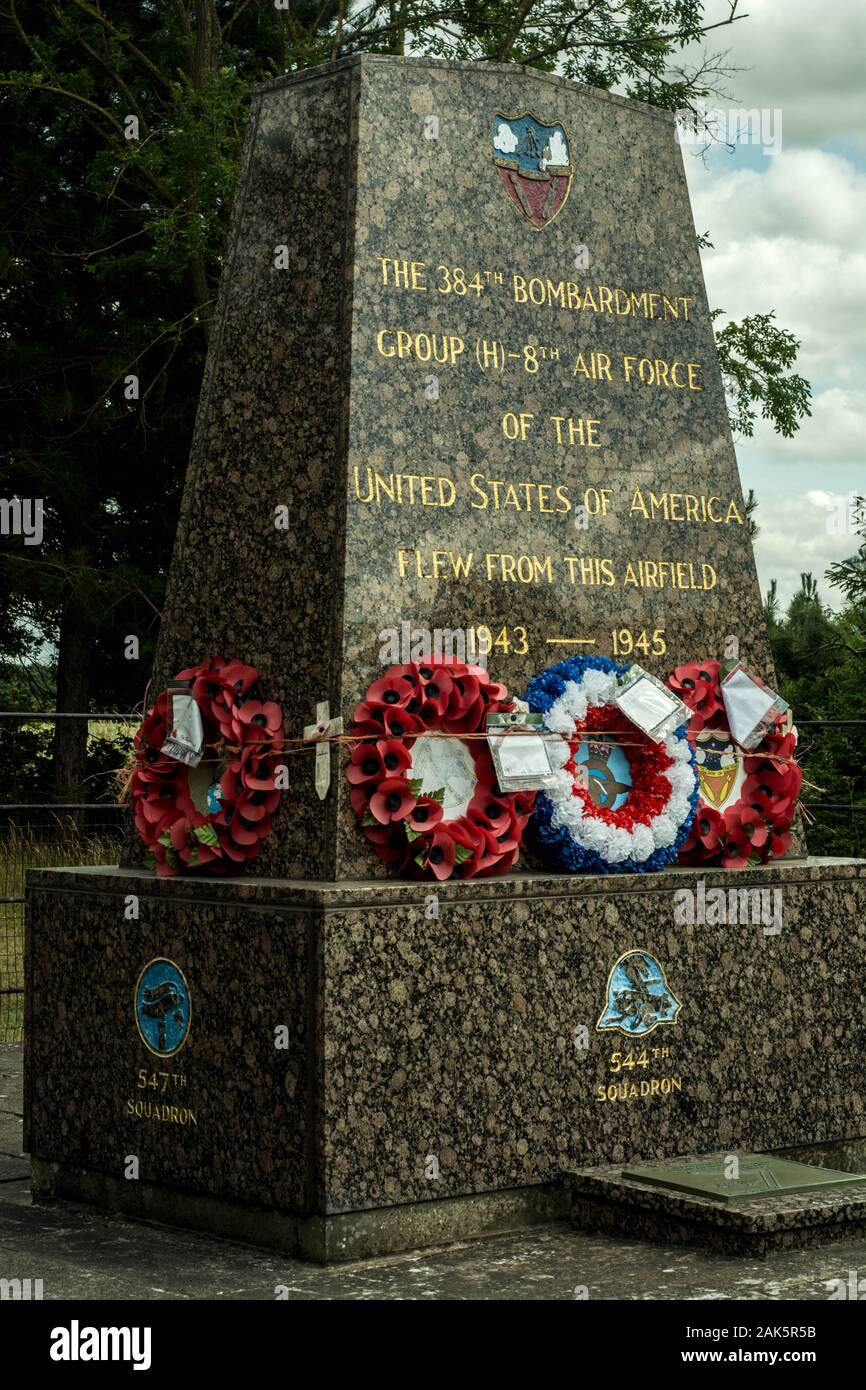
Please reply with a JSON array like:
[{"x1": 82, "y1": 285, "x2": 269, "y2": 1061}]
[{"x1": 677, "y1": 0, "x2": 865, "y2": 610}]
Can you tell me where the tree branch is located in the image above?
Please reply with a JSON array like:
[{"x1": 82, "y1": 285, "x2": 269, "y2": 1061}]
[
  {"x1": 69, "y1": 0, "x2": 175, "y2": 94},
  {"x1": 498, "y1": 0, "x2": 540, "y2": 60},
  {"x1": 516, "y1": 5, "x2": 748, "y2": 67}
]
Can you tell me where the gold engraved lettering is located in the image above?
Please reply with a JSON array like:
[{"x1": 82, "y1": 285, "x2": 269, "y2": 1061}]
[
  {"x1": 376, "y1": 328, "x2": 464, "y2": 365},
  {"x1": 484, "y1": 553, "x2": 554, "y2": 584},
  {"x1": 622, "y1": 560, "x2": 718, "y2": 590},
  {"x1": 572, "y1": 351, "x2": 612, "y2": 381},
  {"x1": 564, "y1": 557, "x2": 616, "y2": 587},
  {"x1": 378, "y1": 256, "x2": 427, "y2": 290},
  {"x1": 396, "y1": 548, "x2": 474, "y2": 580},
  {"x1": 550, "y1": 416, "x2": 601, "y2": 447},
  {"x1": 511, "y1": 277, "x2": 693, "y2": 319},
  {"x1": 629, "y1": 488, "x2": 743, "y2": 525},
  {"x1": 126, "y1": 1098, "x2": 199, "y2": 1125},
  {"x1": 468, "y1": 475, "x2": 572, "y2": 513},
  {"x1": 501, "y1": 411, "x2": 535, "y2": 440},
  {"x1": 595, "y1": 1076, "x2": 683, "y2": 1102},
  {"x1": 622, "y1": 356, "x2": 703, "y2": 389}
]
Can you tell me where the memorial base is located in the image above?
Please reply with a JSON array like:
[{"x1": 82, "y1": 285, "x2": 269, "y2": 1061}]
[
  {"x1": 30, "y1": 1159, "x2": 567, "y2": 1263},
  {"x1": 24, "y1": 858, "x2": 866, "y2": 1263},
  {"x1": 568, "y1": 1155, "x2": 866, "y2": 1257}
]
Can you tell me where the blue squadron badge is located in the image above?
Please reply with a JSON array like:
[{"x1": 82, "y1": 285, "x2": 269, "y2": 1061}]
[
  {"x1": 575, "y1": 739, "x2": 632, "y2": 811},
  {"x1": 135, "y1": 958, "x2": 191, "y2": 1057},
  {"x1": 491, "y1": 113, "x2": 573, "y2": 230},
  {"x1": 596, "y1": 950, "x2": 681, "y2": 1038}
]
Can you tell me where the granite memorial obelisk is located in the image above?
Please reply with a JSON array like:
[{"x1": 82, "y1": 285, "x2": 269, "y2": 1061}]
[{"x1": 24, "y1": 57, "x2": 866, "y2": 1262}]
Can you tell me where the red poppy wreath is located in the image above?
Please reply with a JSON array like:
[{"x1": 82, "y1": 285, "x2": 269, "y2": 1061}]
[
  {"x1": 347, "y1": 658, "x2": 535, "y2": 880},
  {"x1": 132, "y1": 657, "x2": 285, "y2": 877},
  {"x1": 666, "y1": 658, "x2": 801, "y2": 868}
]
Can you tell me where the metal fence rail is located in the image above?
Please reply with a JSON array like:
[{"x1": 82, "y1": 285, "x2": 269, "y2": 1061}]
[
  {"x1": 0, "y1": 712, "x2": 136, "y2": 1041},
  {"x1": 0, "y1": 711, "x2": 135, "y2": 719},
  {"x1": 0, "y1": 896, "x2": 24, "y2": 1045}
]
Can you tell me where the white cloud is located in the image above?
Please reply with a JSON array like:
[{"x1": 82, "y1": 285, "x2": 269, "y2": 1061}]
[
  {"x1": 678, "y1": 0, "x2": 866, "y2": 147},
  {"x1": 751, "y1": 491, "x2": 859, "y2": 611},
  {"x1": 493, "y1": 121, "x2": 518, "y2": 154},
  {"x1": 752, "y1": 388, "x2": 866, "y2": 467},
  {"x1": 542, "y1": 129, "x2": 569, "y2": 168},
  {"x1": 690, "y1": 150, "x2": 866, "y2": 250},
  {"x1": 648, "y1": 3, "x2": 866, "y2": 604},
  {"x1": 687, "y1": 150, "x2": 866, "y2": 380},
  {"x1": 685, "y1": 147, "x2": 866, "y2": 534}
]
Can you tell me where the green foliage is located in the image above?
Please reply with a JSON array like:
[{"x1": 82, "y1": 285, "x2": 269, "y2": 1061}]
[
  {"x1": 769, "y1": 565, "x2": 866, "y2": 859},
  {"x1": 0, "y1": 694, "x2": 133, "y2": 807},
  {"x1": 713, "y1": 311, "x2": 812, "y2": 439},
  {"x1": 826, "y1": 498, "x2": 866, "y2": 606}
]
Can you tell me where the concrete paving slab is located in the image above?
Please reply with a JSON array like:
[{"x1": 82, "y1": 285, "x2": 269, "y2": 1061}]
[
  {"x1": 1, "y1": 1174, "x2": 865, "y2": 1301},
  {"x1": 0, "y1": 1155, "x2": 29, "y2": 1181}
]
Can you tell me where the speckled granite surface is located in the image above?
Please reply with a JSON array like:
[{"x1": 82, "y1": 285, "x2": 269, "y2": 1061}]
[
  {"x1": 569, "y1": 1154, "x2": 866, "y2": 1256},
  {"x1": 24, "y1": 857, "x2": 866, "y2": 1257},
  {"x1": 8, "y1": 1043, "x2": 866, "y2": 1291},
  {"x1": 122, "y1": 54, "x2": 778, "y2": 881}
]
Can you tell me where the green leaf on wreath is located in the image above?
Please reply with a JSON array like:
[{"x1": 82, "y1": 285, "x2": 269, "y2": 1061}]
[
  {"x1": 414, "y1": 848, "x2": 429, "y2": 868},
  {"x1": 143, "y1": 852, "x2": 156, "y2": 870},
  {"x1": 430, "y1": 787, "x2": 445, "y2": 804},
  {"x1": 158, "y1": 831, "x2": 173, "y2": 847},
  {"x1": 405, "y1": 825, "x2": 421, "y2": 841},
  {"x1": 187, "y1": 848, "x2": 200, "y2": 867},
  {"x1": 361, "y1": 809, "x2": 378, "y2": 827},
  {"x1": 164, "y1": 847, "x2": 180, "y2": 868},
  {"x1": 194, "y1": 823, "x2": 220, "y2": 846},
  {"x1": 407, "y1": 778, "x2": 425, "y2": 796},
  {"x1": 454, "y1": 844, "x2": 473, "y2": 864}
]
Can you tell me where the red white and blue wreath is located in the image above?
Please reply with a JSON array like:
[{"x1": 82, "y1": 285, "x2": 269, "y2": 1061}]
[{"x1": 524, "y1": 654, "x2": 699, "y2": 874}]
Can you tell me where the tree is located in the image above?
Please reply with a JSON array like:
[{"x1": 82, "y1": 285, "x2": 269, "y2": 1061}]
[
  {"x1": 826, "y1": 497, "x2": 866, "y2": 608},
  {"x1": 698, "y1": 233, "x2": 811, "y2": 442},
  {"x1": 713, "y1": 311, "x2": 812, "y2": 441},
  {"x1": 0, "y1": 0, "x2": 813, "y2": 803},
  {"x1": 763, "y1": 535, "x2": 866, "y2": 858}
]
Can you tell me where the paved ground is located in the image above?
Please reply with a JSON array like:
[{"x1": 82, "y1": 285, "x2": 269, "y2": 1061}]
[{"x1": 2, "y1": 1045, "x2": 864, "y2": 1301}]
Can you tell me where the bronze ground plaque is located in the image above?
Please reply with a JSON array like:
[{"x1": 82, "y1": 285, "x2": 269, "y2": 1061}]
[{"x1": 622, "y1": 1153, "x2": 866, "y2": 1204}]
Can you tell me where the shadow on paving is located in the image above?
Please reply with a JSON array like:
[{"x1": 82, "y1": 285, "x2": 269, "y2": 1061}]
[{"x1": 1, "y1": 1045, "x2": 864, "y2": 1300}]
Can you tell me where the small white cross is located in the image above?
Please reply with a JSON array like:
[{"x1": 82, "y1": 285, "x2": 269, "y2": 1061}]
[{"x1": 303, "y1": 701, "x2": 343, "y2": 800}]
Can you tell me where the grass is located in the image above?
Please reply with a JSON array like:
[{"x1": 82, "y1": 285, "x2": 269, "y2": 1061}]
[{"x1": 0, "y1": 824, "x2": 122, "y2": 1043}]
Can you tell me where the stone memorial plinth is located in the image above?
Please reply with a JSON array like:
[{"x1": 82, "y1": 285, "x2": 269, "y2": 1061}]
[
  {"x1": 24, "y1": 55, "x2": 866, "y2": 1261},
  {"x1": 26, "y1": 859, "x2": 866, "y2": 1260}
]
